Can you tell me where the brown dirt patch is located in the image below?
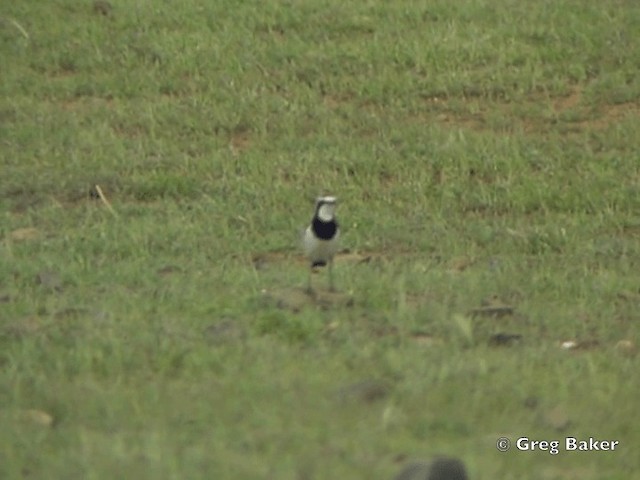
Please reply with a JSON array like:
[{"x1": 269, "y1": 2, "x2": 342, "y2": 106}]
[{"x1": 401, "y1": 84, "x2": 640, "y2": 136}]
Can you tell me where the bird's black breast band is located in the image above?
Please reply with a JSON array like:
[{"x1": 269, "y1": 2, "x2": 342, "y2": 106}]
[{"x1": 312, "y1": 217, "x2": 338, "y2": 240}]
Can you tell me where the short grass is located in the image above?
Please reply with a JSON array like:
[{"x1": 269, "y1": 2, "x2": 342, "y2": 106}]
[{"x1": 1, "y1": 0, "x2": 640, "y2": 478}]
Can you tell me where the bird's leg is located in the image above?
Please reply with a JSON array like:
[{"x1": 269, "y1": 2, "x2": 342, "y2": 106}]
[
  {"x1": 306, "y1": 267, "x2": 314, "y2": 295},
  {"x1": 328, "y1": 259, "x2": 335, "y2": 292}
]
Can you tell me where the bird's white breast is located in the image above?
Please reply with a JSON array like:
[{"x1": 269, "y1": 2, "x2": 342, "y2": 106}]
[{"x1": 303, "y1": 226, "x2": 340, "y2": 263}]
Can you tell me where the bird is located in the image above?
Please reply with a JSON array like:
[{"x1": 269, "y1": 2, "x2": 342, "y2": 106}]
[{"x1": 302, "y1": 196, "x2": 340, "y2": 293}]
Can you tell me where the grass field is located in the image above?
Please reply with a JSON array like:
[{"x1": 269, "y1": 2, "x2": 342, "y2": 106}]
[{"x1": 1, "y1": 0, "x2": 640, "y2": 478}]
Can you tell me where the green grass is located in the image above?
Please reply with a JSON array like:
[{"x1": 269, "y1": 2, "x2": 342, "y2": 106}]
[{"x1": 1, "y1": 0, "x2": 640, "y2": 478}]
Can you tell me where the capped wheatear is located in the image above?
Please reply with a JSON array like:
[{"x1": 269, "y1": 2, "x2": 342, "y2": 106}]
[{"x1": 303, "y1": 196, "x2": 340, "y2": 292}]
